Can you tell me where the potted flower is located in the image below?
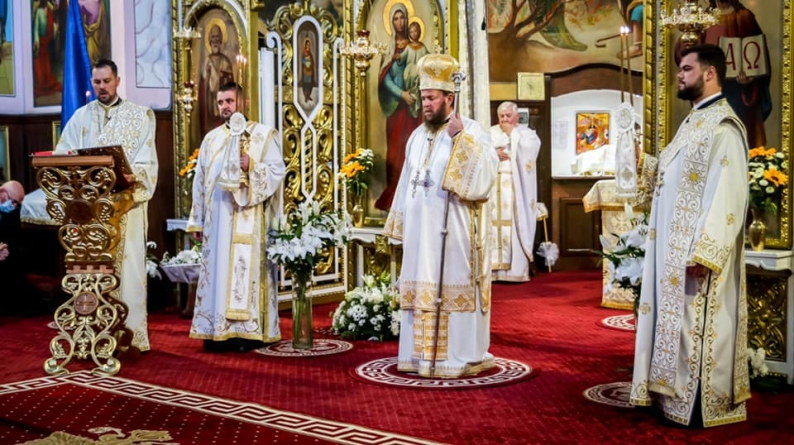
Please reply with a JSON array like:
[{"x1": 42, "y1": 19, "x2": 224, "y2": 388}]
[
  {"x1": 338, "y1": 148, "x2": 374, "y2": 227},
  {"x1": 595, "y1": 204, "x2": 649, "y2": 318},
  {"x1": 268, "y1": 199, "x2": 350, "y2": 349},
  {"x1": 748, "y1": 146, "x2": 788, "y2": 250},
  {"x1": 330, "y1": 271, "x2": 400, "y2": 341}
]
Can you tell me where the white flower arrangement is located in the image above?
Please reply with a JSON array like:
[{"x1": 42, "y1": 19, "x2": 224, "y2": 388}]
[
  {"x1": 331, "y1": 272, "x2": 400, "y2": 341},
  {"x1": 748, "y1": 347, "x2": 769, "y2": 379},
  {"x1": 160, "y1": 244, "x2": 202, "y2": 266},
  {"x1": 596, "y1": 203, "x2": 649, "y2": 313},
  {"x1": 146, "y1": 241, "x2": 161, "y2": 279},
  {"x1": 158, "y1": 242, "x2": 203, "y2": 283},
  {"x1": 268, "y1": 198, "x2": 350, "y2": 283}
]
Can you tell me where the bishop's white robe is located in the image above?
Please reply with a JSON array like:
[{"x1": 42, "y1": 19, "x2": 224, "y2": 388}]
[
  {"x1": 56, "y1": 99, "x2": 158, "y2": 352},
  {"x1": 384, "y1": 117, "x2": 498, "y2": 378},
  {"x1": 187, "y1": 121, "x2": 285, "y2": 343},
  {"x1": 489, "y1": 125, "x2": 540, "y2": 282},
  {"x1": 630, "y1": 98, "x2": 751, "y2": 427}
]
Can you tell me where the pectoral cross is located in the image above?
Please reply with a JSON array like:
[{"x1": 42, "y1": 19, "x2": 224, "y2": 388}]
[{"x1": 411, "y1": 169, "x2": 434, "y2": 198}]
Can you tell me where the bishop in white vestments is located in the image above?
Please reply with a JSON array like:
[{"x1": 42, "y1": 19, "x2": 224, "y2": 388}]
[
  {"x1": 187, "y1": 83, "x2": 286, "y2": 350},
  {"x1": 383, "y1": 54, "x2": 499, "y2": 378},
  {"x1": 56, "y1": 60, "x2": 158, "y2": 352},
  {"x1": 490, "y1": 101, "x2": 541, "y2": 282},
  {"x1": 630, "y1": 44, "x2": 750, "y2": 427}
]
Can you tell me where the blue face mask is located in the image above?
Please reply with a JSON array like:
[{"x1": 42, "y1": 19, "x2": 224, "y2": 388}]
[{"x1": 0, "y1": 200, "x2": 15, "y2": 213}]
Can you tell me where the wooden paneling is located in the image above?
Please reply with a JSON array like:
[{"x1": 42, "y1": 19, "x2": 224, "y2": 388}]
[
  {"x1": 551, "y1": 177, "x2": 603, "y2": 271},
  {"x1": 0, "y1": 111, "x2": 178, "y2": 308}
]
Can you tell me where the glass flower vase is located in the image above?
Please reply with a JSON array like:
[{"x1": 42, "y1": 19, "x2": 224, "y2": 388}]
[
  {"x1": 749, "y1": 208, "x2": 766, "y2": 251},
  {"x1": 351, "y1": 194, "x2": 365, "y2": 228},
  {"x1": 291, "y1": 274, "x2": 313, "y2": 350}
]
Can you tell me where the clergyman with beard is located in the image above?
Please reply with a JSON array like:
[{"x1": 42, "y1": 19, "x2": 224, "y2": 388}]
[
  {"x1": 55, "y1": 59, "x2": 159, "y2": 353},
  {"x1": 629, "y1": 44, "x2": 751, "y2": 427},
  {"x1": 382, "y1": 54, "x2": 499, "y2": 378},
  {"x1": 186, "y1": 82, "x2": 286, "y2": 353}
]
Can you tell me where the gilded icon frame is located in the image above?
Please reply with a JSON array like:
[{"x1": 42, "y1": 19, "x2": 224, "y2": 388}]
[{"x1": 648, "y1": 1, "x2": 792, "y2": 248}]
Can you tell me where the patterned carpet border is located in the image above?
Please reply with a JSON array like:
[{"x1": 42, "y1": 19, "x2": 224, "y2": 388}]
[
  {"x1": 597, "y1": 314, "x2": 635, "y2": 332},
  {"x1": 0, "y1": 371, "x2": 441, "y2": 445},
  {"x1": 351, "y1": 357, "x2": 535, "y2": 390},
  {"x1": 254, "y1": 339, "x2": 353, "y2": 357},
  {"x1": 582, "y1": 381, "x2": 634, "y2": 409}
]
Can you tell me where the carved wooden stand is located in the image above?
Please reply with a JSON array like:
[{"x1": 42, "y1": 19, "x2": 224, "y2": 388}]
[{"x1": 32, "y1": 154, "x2": 134, "y2": 376}]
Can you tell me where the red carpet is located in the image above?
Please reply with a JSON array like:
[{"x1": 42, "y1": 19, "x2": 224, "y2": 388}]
[
  {"x1": 1, "y1": 270, "x2": 792, "y2": 444},
  {"x1": 0, "y1": 372, "x2": 435, "y2": 444}
]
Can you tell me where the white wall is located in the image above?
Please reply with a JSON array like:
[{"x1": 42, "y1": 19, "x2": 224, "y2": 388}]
[{"x1": 550, "y1": 89, "x2": 643, "y2": 177}]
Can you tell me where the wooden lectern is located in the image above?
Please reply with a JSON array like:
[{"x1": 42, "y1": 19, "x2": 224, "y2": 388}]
[{"x1": 32, "y1": 146, "x2": 135, "y2": 376}]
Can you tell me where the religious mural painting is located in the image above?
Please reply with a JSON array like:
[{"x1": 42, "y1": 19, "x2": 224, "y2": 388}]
[
  {"x1": 189, "y1": 7, "x2": 241, "y2": 147},
  {"x1": 134, "y1": 0, "x2": 171, "y2": 88},
  {"x1": 486, "y1": 0, "x2": 644, "y2": 79},
  {"x1": 0, "y1": 0, "x2": 14, "y2": 96},
  {"x1": 365, "y1": 0, "x2": 444, "y2": 218},
  {"x1": 575, "y1": 111, "x2": 610, "y2": 154},
  {"x1": 31, "y1": 0, "x2": 111, "y2": 107},
  {"x1": 660, "y1": 0, "x2": 788, "y2": 245}
]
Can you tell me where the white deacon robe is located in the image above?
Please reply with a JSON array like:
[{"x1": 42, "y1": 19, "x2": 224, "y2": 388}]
[
  {"x1": 56, "y1": 99, "x2": 158, "y2": 352},
  {"x1": 187, "y1": 121, "x2": 285, "y2": 343},
  {"x1": 489, "y1": 125, "x2": 540, "y2": 282},
  {"x1": 630, "y1": 98, "x2": 751, "y2": 427},
  {"x1": 384, "y1": 116, "x2": 498, "y2": 378}
]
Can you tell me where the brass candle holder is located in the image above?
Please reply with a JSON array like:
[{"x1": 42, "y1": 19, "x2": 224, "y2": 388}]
[
  {"x1": 180, "y1": 80, "x2": 197, "y2": 120},
  {"x1": 661, "y1": 0, "x2": 721, "y2": 48},
  {"x1": 340, "y1": 30, "x2": 386, "y2": 76}
]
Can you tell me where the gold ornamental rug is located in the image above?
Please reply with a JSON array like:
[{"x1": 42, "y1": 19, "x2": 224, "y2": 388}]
[{"x1": 0, "y1": 371, "x2": 441, "y2": 445}]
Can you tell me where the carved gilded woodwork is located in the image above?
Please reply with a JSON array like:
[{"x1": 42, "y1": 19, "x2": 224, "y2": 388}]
[
  {"x1": 173, "y1": 0, "x2": 254, "y2": 218},
  {"x1": 268, "y1": 2, "x2": 345, "y2": 294},
  {"x1": 746, "y1": 266, "x2": 790, "y2": 362},
  {"x1": 33, "y1": 156, "x2": 133, "y2": 376},
  {"x1": 649, "y1": 1, "x2": 792, "y2": 248}
]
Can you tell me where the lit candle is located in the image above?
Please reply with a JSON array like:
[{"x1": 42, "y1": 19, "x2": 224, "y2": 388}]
[
  {"x1": 177, "y1": 0, "x2": 183, "y2": 31},
  {"x1": 625, "y1": 26, "x2": 634, "y2": 107},
  {"x1": 618, "y1": 27, "x2": 625, "y2": 102}
]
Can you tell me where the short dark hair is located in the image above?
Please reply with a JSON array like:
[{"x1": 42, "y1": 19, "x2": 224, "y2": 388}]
[
  {"x1": 93, "y1": 59, "x2": 118, "y2": 76},
  {"x1": 218, "y1": 82, "x2": 243, "y2": 95},
  {"x1": 681, "y1": 44, "x2": 727, "y2": 85}
]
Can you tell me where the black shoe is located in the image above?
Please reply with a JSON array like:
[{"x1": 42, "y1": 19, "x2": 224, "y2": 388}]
[
  {"x1": 228, "y1": 338, "x2": 265, "y2": 352},
  {"x1": 203, "y1": 340, "x2": 228, "y2": 352}
]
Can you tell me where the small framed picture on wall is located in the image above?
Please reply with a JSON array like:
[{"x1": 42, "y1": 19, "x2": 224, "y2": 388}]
[
  {"x1": 517, "y1": 107, "x2": 530, "y2": 126},
  {"x1": 575, "y1": 111, "x2": 610, "y2": 154}
]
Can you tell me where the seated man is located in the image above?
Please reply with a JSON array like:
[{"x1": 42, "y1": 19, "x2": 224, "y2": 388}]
[{"x1": 0, "y1": 180, "x2": 26, "y2": 300}]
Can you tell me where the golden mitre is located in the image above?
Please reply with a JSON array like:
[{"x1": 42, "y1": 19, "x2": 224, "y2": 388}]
[{"x1": 418, "y1": 53, "x2": 460, "y2": 93}]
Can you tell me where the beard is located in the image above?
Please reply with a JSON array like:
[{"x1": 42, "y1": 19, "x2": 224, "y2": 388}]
[
  {"x1": 677, "y1": 79, "x2": 704, "y2": 101},
  {"x1": 424, "y1": 104, "x2": 451, "y2": 130}
]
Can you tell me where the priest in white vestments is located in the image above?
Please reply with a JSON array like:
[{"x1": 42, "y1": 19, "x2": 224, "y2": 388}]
[
  {"x1": 630, "y1": 44, "x2": 750, "y2": 427},
  {"x1": 383, "y1": 54, "x2": 499, "y2": 378},
  {"x1": 56, "y1": 60, "x2": 158, "y2": 352},
  {"x1": 187, "y1": 82, "x2": 286, "y2": 352},
  {"x1": 490, "y1": 101, "x2": 541, "y2": 282}
]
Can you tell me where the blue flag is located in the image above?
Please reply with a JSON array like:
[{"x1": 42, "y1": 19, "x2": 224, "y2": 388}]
[{"x1": 60, "y1": 0, "x2": 94, "y2": 127}]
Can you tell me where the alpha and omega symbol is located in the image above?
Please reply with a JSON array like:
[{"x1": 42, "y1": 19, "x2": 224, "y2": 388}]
[{"x1": 74, "y1": 292, "x2": 99, "y2": 315}]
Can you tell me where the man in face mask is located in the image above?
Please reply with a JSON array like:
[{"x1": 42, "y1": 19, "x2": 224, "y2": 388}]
[{"x1": 0, "y1": 180, "x2": 25, "y2": 294}]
